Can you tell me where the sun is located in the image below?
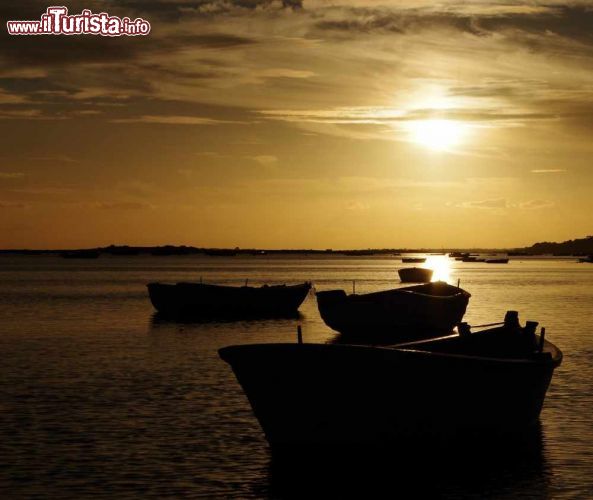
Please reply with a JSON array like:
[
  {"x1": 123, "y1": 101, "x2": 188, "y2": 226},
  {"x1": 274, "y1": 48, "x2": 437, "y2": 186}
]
[{"x1": 407, "y1": 119, "x2": 467, "y2": 151}]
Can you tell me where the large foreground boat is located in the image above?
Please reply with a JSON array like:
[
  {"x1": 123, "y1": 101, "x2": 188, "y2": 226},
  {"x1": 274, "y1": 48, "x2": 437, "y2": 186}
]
[
  {"x1": 147, "y1": 281, "x2": 311, "y2": 318},
  {"x1": 220, "y1": 312, "x2": 562, "y2": 451},
  {"x1": 316, "y1": 281, "x2": 470, "y2": 341}
]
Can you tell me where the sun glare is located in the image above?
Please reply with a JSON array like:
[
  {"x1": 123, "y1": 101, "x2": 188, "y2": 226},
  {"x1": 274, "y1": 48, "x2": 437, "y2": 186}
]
[
  {"x1": 425, "y1": 255, "x2": 451, "y2": 283},
  {"x1": 407, "y1": 119, "x2": 467, "y2": 151}
]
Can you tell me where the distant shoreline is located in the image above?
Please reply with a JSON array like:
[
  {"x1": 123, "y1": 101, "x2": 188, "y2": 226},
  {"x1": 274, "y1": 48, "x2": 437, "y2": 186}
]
[{"x1": 0, "y1": 242, "x2": 590, "y2": 257}]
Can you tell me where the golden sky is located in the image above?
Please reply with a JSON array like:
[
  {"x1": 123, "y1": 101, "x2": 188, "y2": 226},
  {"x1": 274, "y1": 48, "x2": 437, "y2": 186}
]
[{"x1": 1, "y1": 1, "x2": 592, "y2": 248}]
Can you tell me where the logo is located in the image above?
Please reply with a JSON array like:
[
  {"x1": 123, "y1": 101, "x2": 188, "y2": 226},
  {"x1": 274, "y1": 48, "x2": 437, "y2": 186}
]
[{"x1": 7, "y1": 6, "x2": 151, "y2": 36}]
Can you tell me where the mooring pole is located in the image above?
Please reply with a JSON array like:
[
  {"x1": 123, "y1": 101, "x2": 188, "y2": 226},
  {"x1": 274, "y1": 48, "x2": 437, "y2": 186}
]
[
  {"x1": 353, "y1": 280, "x2": 356, "y2": 294},
  {"x1": 539, "y1": 327, "x2": 546, "y2": 352},
  {"x1": 297, "y1": 325, "x2": 303, "y2": 344}
]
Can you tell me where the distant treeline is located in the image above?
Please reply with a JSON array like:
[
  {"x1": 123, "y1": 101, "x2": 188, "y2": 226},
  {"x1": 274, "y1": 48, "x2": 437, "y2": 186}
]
[
  {"x1": 524, "y1": 235, "x2": 593, "y2": 256},
  {"x1": 0, "y1": 237, "x2": 592, "y2": 256},
  {"x1": 0, "y1": 245, "x2": 495, "y2": 256}
]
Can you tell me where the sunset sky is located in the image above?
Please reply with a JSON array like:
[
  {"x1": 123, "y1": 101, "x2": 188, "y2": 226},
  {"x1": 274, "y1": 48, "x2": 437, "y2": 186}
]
[{"x1": 1, "y1": 1, "x2": 592, "y2": 249}]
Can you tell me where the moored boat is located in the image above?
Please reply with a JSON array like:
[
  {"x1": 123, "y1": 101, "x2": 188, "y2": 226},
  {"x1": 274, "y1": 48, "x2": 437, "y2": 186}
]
[
  {"x1": 219, "y1": 312, "x2": 562, "y2": 451},
  {"x1": 401, "y1": 257, "x2": 426, "y2": 263},
  {"x1": 147, "y1": 281, "x2": 311, "y2": 318},
  {"x1": 486, "y1": 258, "x2": 509, "y2": 264},
  {"x1": 578, "y1": 255, "x2": 593, "y2": 263},
  {"x1": 398, "y1": 267, "x2": 433, "y2": 283},
  {"x1": 316, "y1": 281, "x2": 470, "y2": 341}
]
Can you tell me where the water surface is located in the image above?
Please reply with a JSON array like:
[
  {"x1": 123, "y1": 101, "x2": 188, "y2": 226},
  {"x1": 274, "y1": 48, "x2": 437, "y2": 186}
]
[{"x1": 1, "y1": 255, "x2": 591, "y2": 498}]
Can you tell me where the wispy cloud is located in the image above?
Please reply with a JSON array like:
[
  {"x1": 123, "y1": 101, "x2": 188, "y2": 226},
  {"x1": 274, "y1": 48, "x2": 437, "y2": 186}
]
[
  {"x1": 111, "y1": 115, "x2": 246, "y2": 125},
  {"x1": 0, "y1": 172, "x2": 26, "y2": 179},
  {"x1": 461, "y1": 198, "x2": 507, "y2": 209},
  {"x1": 520, "y1": 199, "x2": 555, "y2": 210},
  {"x1": 530, "y1": 169, "x2": 566, "y2": 173},
  {"x1": 95, "y1": 201, "x2": 155, "y2": 210}
]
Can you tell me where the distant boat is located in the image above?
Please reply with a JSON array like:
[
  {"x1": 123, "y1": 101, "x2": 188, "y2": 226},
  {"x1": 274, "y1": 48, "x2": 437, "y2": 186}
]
[
  {"x1": 398, "y1": 267, "x2": 433, "y2": 283},
  {"x1": 219, "y1": 312, "x2": 562, "y2": 451},
  {"x1": 60, "y1": 250, "x2": 100, "y2": 259},
  {"x1": 449, "y1": 252, "x2": 469, "y2": 258},
  {"x1": 147, "y1": 281, "x2": 311, "y2": 318},
  {"x1": 401, "y1": 257, "x2": 426, "y2": 263},
  {"x1": 316, "y1": 281, "x2": 470, "y2": 341},
  {"x1": 578, "y1": 255, "x2": 593, "y2": 263},
  {"x1": 486, "y1": 258, "x2": 509, "y2": 264},
  {"x1": 461, "y1": 256, "x2": 481, "y2": 262}
]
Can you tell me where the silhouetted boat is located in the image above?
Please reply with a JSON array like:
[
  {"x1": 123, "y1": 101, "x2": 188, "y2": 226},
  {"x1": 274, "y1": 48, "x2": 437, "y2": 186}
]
[
  {"x1": 316, "y1": 281, "x2": 470, "y2": 341},
  {"x1": 462, "y1": 256, "x2": 486, "y2": 262},
  {"x1": 398, "y1": 267, "x2": 433, "y2": 283},
  {"x1": 578, "y1": 255, "x2": 593, "y2": 263},
  {"x1": 147, "y1": 281, "x2": 311, "y2": 318},
  {"x1": 219, "y1": 312, "x2": 562, "y2": 451},
  {"x1": 401, "y1": 257, "x2": 426, "y2": 263},
  {"x1": 486, "y1": 258, "x2": 509, "y2": 264},
  {"x1": 449, "y1": 252, "x2": 469, "y2": 258},
  {"x1": 60, "y1": 250, "x2": 100, "y2": 259}
]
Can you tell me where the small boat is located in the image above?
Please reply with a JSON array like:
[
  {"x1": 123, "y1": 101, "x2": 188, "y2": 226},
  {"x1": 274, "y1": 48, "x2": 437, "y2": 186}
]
[
  {"x1": 578, "y1": 255, "x2": 593, "y2": 263},
  {"x1": 449, "y1": 252, "x2": 469, "y2": 258},
  {"x1": 147, "y1": 281, "x2": 311, "y2": 318},
  {"x1": 486, "y1": 258, "x2": 509, "y2": 264},
  {"x1": 462, "y1": 256, "x2": 484, "y2": 262},
  {"x1": 219, "y1": 312, "x2": 562, "y2": 451},
  {"x1": 401, "y1": 257, "x2": 426, "y2": 263},
  {"x1": 398, "y1": 267, "x2": 433, "y2": 283},
  {"x1": 316, "y1": 281, "x2": 470, "y2": 341}
]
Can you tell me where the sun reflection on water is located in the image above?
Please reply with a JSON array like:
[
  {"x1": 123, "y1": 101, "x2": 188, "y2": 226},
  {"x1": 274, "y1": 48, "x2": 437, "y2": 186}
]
[{"x1": 425, "y1": 255, "x2": 451, "y2": 283}]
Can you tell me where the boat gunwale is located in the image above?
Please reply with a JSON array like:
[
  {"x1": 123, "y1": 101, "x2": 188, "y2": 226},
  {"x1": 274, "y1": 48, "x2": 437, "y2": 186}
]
[
  {"x1": 219, "y1": 337, "x2": 562, "y2": 368},
  {"x1": 147, "y1": 281, "x2": 312, "y2": 291},
  {"x1": 316, "y1": 287, "x2": 471, "y2": 301}
]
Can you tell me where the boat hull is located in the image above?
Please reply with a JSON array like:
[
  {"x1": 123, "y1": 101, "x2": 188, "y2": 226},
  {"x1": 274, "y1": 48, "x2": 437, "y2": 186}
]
[
  {"x1": 220, "y1": 340, "x2": 559, "y2": 450},
  {"x1": 316, "y1": 282, "x2": 470, "y2": 341},
  {"x1": 398, "y1": 267, "x2": 433, "y2": 283},
  {"x1": 147, "y1": 282, "x2": 311, "y2": 318}
]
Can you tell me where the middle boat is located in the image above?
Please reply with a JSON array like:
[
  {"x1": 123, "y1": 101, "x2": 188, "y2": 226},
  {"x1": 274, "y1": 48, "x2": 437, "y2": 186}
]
[{"x1": 316, "y1": 281, "x2": 470, "y2": 341}]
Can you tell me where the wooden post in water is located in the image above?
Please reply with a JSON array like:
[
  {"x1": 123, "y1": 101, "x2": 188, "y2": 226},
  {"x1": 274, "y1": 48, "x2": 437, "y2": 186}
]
[
  {"x1": 352, "y1": 280, "x2": 356, "y2": 294},
  {"x1": 539, "y1": 327, "x2": 546, "y2": 352},
  {"x1": 297, "y1": 325, "x2": 303, "y2": 344},
  {"x1": 457, "y1": 278, "x2": 460, "y2": 288},
  {"x1": 245, "y1": 278, "x2": 249, "y2": 287}
]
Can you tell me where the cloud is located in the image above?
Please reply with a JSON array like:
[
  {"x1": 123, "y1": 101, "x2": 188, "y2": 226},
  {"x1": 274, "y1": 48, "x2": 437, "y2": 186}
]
[
  {"x1": 0, "y1": 201, "x2": 28, "y2": 209},
  {"x1": 0, "y1": 172, "x2": 26, "y2": 179},
  {"x1": 96, "y1": 201, "x2": 154, "y2": 210},
  {"x1": 461, "y1": 198, "x2": 507, "y2": 209},
  {"x1": 346, "y1": 201, "x2": 369, "y2": 211},
  {"x1": 520, "y1": 199, "x2": 555, "y2": 210},
  {"x1": 27, "y1": 155, "x2": 78, "y2": 163},
  {"x1": 111, "y1": 115, "x2": 244, "y2": 125},
  {"x1": 251, "y1": 155, "x2": 278, "y2": 165},
  {"x1": 530, "y1": 169, "x2": 566, "y2": 173}
]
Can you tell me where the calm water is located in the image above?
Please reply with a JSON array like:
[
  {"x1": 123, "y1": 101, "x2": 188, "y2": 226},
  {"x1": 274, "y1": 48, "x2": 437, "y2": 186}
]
[{"x1": 1, "y1": 254, "x2": 592, "y2": 498}]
